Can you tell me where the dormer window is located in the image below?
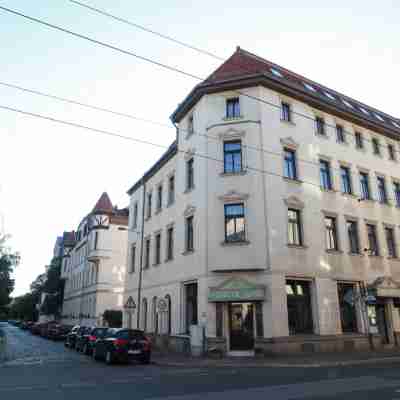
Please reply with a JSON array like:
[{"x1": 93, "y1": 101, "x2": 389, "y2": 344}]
[
  {"x1": 226, "y1": 98, "x2": 240, "y2": 119},
  {"x1": 187, "y1": 114, "x2": 194, "y2": 136},
  {"x1": 281, "y1": 102, "x2": 292, "y2": 122}
]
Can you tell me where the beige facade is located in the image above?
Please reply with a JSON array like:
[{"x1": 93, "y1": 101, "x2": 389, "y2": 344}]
[
  {"x1": 61, "y1": 193, "x2": 128, "y2": 327},
  {"x1": 123, "y1": 48, "x2": 400, "y2": 354}
]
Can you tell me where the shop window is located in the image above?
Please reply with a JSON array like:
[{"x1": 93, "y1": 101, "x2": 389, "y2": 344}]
[
  {"x1": 337, "y1": 283, "x2": 358, "y2": 333},
  {"x1": 286, "y1": 279, "x2": 313, "y2": 335}
]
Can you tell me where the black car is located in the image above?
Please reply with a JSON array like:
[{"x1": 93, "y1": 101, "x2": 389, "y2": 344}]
[
  {"x1": 77, "y1": 327, "x2": 108, "y2": 355},
  {"x1": 75, "y1": 327, "x2": 94, "y2": 352},
  {"x1": 64, "y1": 325, "x2": 80, "y2": 348},
  {"x1": 48, "y1": 324, "x2": 73, "y2": 341},
  {"x1": 92, "y1": 329, "x2": 151, "y2": 365}
]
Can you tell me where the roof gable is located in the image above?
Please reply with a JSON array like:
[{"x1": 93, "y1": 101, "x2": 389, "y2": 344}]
[{"x1": 92, "y1": 192, "x2": 113, "y2": 213}]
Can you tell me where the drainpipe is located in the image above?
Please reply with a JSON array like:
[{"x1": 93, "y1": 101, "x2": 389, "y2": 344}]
[{"x1": 137, "y1": 179, "x2": 146, "y2": 328}]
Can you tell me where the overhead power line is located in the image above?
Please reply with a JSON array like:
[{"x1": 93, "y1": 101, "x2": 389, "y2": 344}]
[
  {"x1": 67, "y1": 0, "x2": 400, "y2": 153},
  {"x1": 0, "y1": 104, "x2": 398, "y2": 204}
]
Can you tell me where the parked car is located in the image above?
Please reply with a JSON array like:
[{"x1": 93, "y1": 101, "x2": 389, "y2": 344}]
[
  {"x1": 20, "y1": 321, "x2": 34, "y2": 330},
  {"x1": 39, "y1": 321, "x2": 57, "y2": 338},
  {"x1": 30, "y1": 322, "x2": 44, "y2": 335},
  {"x1": 92, "y1": 328, "x2": 151, "y2": 365},
  {"x1": 77, "y1": 327, "x2": 108, "y2": 355},
  {"x1": 65, "y1": 325, "x2": 80, "y2": 348},
  {"x1": 75, "y1": 327, "x2": 94, "y2": 352},
  {"x1": 47, "y1": 324, "x2": 73, "y2": 341}
]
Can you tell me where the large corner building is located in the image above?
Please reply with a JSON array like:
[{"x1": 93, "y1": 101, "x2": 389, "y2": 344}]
[{"x1": 123, "y1": 47, "x2": 400, "y2": 355}]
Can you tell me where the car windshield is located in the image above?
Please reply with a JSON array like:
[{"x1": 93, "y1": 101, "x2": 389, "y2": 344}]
[{"x1": 93, "y1": 328, "x2": 108, "y2": 337}]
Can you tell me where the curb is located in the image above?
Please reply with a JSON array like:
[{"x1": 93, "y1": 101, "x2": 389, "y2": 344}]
[{"x1": 153, "y1": 356, "x2": 400, "y2": 369}]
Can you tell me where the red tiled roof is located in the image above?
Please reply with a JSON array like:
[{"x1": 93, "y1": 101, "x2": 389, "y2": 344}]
[{"x1": 92, "y1": 192, "x2": 113, "y2": 213}]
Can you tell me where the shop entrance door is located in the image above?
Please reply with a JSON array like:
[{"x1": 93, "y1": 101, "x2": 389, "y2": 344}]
[
  {"x1": 376, "y1": 304, "x2": 390, "y2": 344},
  {"x1": 229, "y1": 302, "x2": 254, "y2": 351}
]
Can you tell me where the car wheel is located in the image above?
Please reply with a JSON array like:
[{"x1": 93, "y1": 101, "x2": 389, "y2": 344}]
[
  {"x1": 105, "y1": 350, "x2": 114, "y2": 365},
  {"x1": 93, "y1": 347, "x2": 99, "y2": 361},
  {"x1": 140, "y1": 354, "x2": 151, "y2": 365}
]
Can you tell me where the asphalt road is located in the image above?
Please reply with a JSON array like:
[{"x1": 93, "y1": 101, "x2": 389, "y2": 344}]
[{"x1": 2, "y1": 322, "x2": 400, "y2": 399}]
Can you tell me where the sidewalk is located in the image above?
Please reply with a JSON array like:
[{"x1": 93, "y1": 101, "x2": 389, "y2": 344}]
[{"x1": 152, "y1": 348, "x2": 400, "y2": 368}]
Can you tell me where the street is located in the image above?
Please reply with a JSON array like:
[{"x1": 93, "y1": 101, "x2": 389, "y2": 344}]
[{"x1": 2, "y1": 322, "x2": 400, "y2": 399}]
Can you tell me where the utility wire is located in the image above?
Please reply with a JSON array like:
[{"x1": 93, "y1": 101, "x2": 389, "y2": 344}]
[
  {"x1": 1, "y1": 103, "x2": 398, "y2": 204},
  {"x1": 68, "y1": 0, "x2": 400, "y2": 154},
  {"x1": 1, "y1": 79, "x2": 398, "y2": 192}
]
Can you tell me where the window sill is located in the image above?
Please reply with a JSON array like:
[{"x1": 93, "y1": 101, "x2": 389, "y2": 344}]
[
  {"x1": 164, "y1": 257, "x2": 174, "y2": 263},
  {"x1": 166, "y1": 201, "x2": 175, "y2": 208},
  {"x1": 155, "y1": 208, "x2": 162, "y2": 215},
  {"x1": 152, "y1": 262, "x2": 161, "y2": 267},
  {"x1": 223, "y1": 116, "x2": 243, "y2": 122},
  {"x1": 387, "y1": 256, "x2": 400, "y2": 261},
  {"x1": 287, "y1": 244, "x2": 308, "y2": 249},
  {"x1": 184, "y1": 187, "x2": 195, "y2": 194},
  {"x1": 336, "y1": 140, "x2": 348, "y2": 146},
  {"x1": 326, "y1": 249, "x2": 343, "y2": 254},
  {"x1": 378, "y1": 201, "x2": 391, "y2": 207},
  {"x1": 220, "y1": 170, "x2": 247, "y2": 177},
  {"x1": 220, "y1": 240, "x2": 250, "y2": 247},
  {"x1": 315, "y1": 132, "x2": 329, "y2": 139},
  {"x1": 373, "y1": 153, "x2": 383, "y2": 158},
  {"x1": 182, "y1": 249, "x2": 195, "y2": 256},
  {"x1": 283, "y1": 177, "x2": 303, "y2": 185},
  {"x1": 367, "y1": 255, "x2": 383, "y2": 259},
  {"x1": 341, "y1": 193, "x2": 357, "y2": 199},
  {"x1": 145, "y1": 216, "x2": 152, "y2": 221},
  {"x1": 355, "y1": 146, "x2": 366, "y2": 153},
  {"x1": 348, "y1": 252, "x2": 364, "y2": 257},
  {"x1": 320, "y1": 188, "x2": 336, "y2": 193},
  {"x1": 280, "y1": 119, "x2": 296, "y2": 126},
  {"x1": 359, "y1": 198, "x2": 375, "y2": 204}
]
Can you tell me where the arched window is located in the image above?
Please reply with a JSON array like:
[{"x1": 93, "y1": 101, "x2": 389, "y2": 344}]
[
  {"x1": 165, "y1": 294, "x2": 171, "y2": 334},
  {"x1": 142, "y1": 298, "x2": 148, "y2": 331},
  {"x1": 152, "y1": 296, "x2": 158, "y2": 334}
]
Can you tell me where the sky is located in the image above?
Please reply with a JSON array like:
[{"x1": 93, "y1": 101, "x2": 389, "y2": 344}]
[{"x1": 1, "y1": 0, "x2": 399, "y2": 296}]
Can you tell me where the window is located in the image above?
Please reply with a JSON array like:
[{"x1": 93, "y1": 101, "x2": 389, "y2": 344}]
[
  {"x1": 224, "y1": 203, "x2": 245, "y2": 242},
  {"x1": 226, "y1": 97, "x2": 240, "y2": 119},
  {"x1": 377, "y1": 176, "x2": 388, "y2": 204},
  {"x1": 336, "y1": 125, "x2": 345, "y2": 143},
  {"x1": 325, "y1": 216, "x2": 338, "y2": 251},
  {"x1": 185, "y1": 216, "x2": 194, "y2": 252},
  {"x1": 166, "y1": 227, "x2": 174, "y2": 260},
  {"x1": 286, "y1": 280, "x2": 313, "y2": 335},
  {"x1": 133, "y1": 203, "x2": 138, "y2": 229},
  {"x1": 372, "y1": 138, "x2": 380, "y2": 155},
  {"x1": 340, "y1": 166, "x2": 352, "y2": 194},
  {"x1": 141, "y1": 298, "x2": 147, "y2": 331},
  {"x1": 367, "y1": 224, "x2": 379, "y2": 256},
  {"x1": 147, "y1": 192, "x2": 152, "y2": 219},
  {"x1": 388, "y1": 144, "x2": 396, "y2": 161},
  {"x1": 155, "y1": 233, "x2": 161, "y2": 265},
  {"x1": 188, "y1": 114, "x2": 194, "y2": 135},
  {"x1": 130, "y1": 245, "x2": 136, "y2": 273},
  {"x1": 355, "y1": 132, "x2": 364, "y2": 149},
  {"x1": 168, "y1": 175, "x2": 175, "y2": 205},
  {"x1": 281, "y1": 102, "x2": 291, "y2": 122},
  {"x1": 359, "y1": 172, "x2": 371, "y2": 200},
  {"x1": 152, "y1": 296, "x2": 158, "y2": 333},
  {"x1": 319, "y1": 160, "x2": 332, "y2": 190},
  {"x1": 394, "y1": 182, "x2": 400, "y2": 207},
  {"x1": 337, "y1": 283, "x2": 358, "y2": 333},
  {"x1": 157, "y1": 185, "x2": 162, "y2": 211},
  {"x1": 186, "y1": 158, "x2": 194, "y2": 190},
  {"x1": 165, "y1": 295, "x2": 172, "y2": 334},
  {"x1": 347, "y1": 220, "x2": 360, "y2": 254},
  {"x1": 283, "y1": 148, "x2": 297, "y2": 180},
  {"x1": 288, "y1": 208, "x2": 302, "y2": 246},
  {"x1": 144, "y1": 238, "x2": 150, "y2": 268},
  {"x1": 93, "y1": 231, "x2": 99, "y2": 250},
  {"x1": 385, "y1": 227, "x2": 397, "y2": 258},
  {"x1": 315, "y1": 117, "x2": 325, "y2": 136},
  {"x1": 185, "y1": 283, "x2": 198, "y2": 333},
  {"x1": 223, "y1": 140, "x2": 242, "y2": 174}
]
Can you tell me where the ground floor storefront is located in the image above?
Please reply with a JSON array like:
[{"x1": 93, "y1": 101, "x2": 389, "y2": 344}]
[{"x1": 124, "y1": 273, "x2": 400, "y2": 356}]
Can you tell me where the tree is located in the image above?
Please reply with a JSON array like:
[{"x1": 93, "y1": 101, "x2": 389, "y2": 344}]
[
  {"x1": 103, "y1": 310, "x2": 122, "y2": 327},
  {"x1": 9, "y1": 293, "x2": 38, "y2": 321},
  {"x1": 0, "y1": 234, "x2": 19, "y2": 312},
  {"x1": 40, "y1": 257, "x2": 64, "y2": 317}
]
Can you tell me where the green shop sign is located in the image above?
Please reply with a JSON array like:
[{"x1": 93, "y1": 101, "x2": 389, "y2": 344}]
[{"x1": 208, "y1": 277, "x2": 266, "y2": 302}]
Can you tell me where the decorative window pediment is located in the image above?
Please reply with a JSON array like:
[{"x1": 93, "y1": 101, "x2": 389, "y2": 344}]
[
  {"x1": 284, "y1": 195, "x2": 305, "y2": 209},
  {"x1": 218, "y1": 190, "x2": 249, "y2": 202},
  {"x1": 183, "y1": 205, "x2": 196, "y2": 217},
  {"x1": 217, "y1": 127, "x2": 246, "y2": 141},
  {"x1": 280, "y1": 136, "x2": 299, "y2": 150}
]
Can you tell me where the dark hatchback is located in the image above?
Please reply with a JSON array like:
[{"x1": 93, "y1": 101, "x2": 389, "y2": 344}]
[
  {"x1": 92, "y1": 329, "x2": 151, "y2": 365},
  {"x1": 77, "y1": 327, "x2": 108, "y2": 355},
  {"x1": 64, "y1": 325, "x2": 80, "y2": 348},
  {"x1": 48, "y1": 324, "x2": 73, "y2": 341}
]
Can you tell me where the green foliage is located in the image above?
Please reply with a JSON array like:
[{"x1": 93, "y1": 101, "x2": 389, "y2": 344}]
[
  {"x1": 0, "y1": 234, "x2": 19, "y2": 309},
  {"x1": 9, "y1": 292, "x2": 39, "y2": 321},
  {"x1": 103, "y1": 310, "x2": 122, "y2": 328}
]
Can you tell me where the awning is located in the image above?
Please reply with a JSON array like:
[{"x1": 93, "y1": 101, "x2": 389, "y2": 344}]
[
  {"x1": 208, "y1": 277, "x2": 266, "y2": 302},
  {"x1": 369, "y1": 277, "x2": 400, "y2": 299}
]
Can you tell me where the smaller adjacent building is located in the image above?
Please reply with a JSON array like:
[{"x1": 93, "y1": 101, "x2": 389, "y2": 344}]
[{"x1": 61, "y1": 193, "x2": 129, "y2": 327}]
